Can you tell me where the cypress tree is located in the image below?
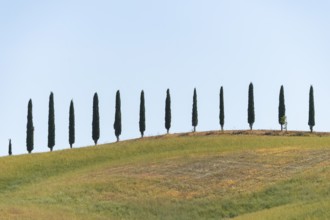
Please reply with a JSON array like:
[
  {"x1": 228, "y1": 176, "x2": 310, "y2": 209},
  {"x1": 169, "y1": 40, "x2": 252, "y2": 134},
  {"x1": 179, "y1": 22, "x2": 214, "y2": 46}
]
[
  {"x1": 248, "y1": 83, "x2": 255, "y2": 130},
  {"x1": 26, "y1": 99, "x2": 34, "y2": 154},
  {"x1": 139, "y1": 90, "x2": 146, "y2": 138},
  {"x1": 219, "y1": 86, "x2": 225, "y2": 131},
  {"x1": 192, "y1": 88, "x2": 198, "y2": 132},
  {"x1": 278, "y1": 85, "x2": 286, "y2": 131},
  {"x1": 69, "y1": 100, "x2": 75, "y2": 148},
  {"x1": 48, "y1": 92, "x2": 55, "y2": 151},
  {"x1": 92, "y1": 93, "x2": 100, "y2": 145},
  {"x1": 308, "y1": 85, "x2": 315, "y2": 132},
  {"x1": 114, "y1": 90, "x2": 122, "y2": 142},
  {"x1": 165, "y1": 89, "x2": 171, "y2": 134},
  {"x1": 8, "y1": 139, "x2": 12, "y2": 156}
]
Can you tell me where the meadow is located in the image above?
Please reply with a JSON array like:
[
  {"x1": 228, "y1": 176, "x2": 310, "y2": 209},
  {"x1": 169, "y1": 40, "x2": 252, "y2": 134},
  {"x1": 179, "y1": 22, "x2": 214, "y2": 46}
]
[{"x1": 0, "y1": 130, "x2": 329, "y2": 219}]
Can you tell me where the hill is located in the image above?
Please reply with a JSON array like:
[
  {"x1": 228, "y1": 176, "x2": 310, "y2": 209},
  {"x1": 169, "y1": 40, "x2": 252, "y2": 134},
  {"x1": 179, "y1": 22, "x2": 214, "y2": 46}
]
[{"x1": 0, "y1": 130, "x2": 329, "y2": 219}]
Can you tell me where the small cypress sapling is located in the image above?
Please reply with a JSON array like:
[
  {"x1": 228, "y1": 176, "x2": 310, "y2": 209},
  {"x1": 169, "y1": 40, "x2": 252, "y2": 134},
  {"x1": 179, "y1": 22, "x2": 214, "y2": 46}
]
[
  {"x1": 114, "y1": 90, "x2": 122, "y2": 142},
  {"x1": 139, "y1": 90, "x2": 146, "y2": 138},
  {"x1": 192, "y1": 88, "x2": 198, "y2": 132},
  {"x1": 280, "y1": 116, "x2": 287, "y2": 132}
]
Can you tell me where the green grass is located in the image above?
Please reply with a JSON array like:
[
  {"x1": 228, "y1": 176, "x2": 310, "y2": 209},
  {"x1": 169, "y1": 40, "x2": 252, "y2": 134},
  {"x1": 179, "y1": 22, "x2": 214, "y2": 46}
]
[{"x1": 0, "y1": 131, "x2": 329, "y2": 219}]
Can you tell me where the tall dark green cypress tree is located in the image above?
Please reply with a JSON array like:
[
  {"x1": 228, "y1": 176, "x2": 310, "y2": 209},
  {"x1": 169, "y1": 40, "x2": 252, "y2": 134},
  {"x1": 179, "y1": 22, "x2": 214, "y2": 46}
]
[
  {"x1": 219, "y1": 86, "x2": 225, "y2": 131},
  {"x1": 92, "y1": 93, "x2": 100, "y2": 145},
  {"x1": 192, "y1": 88, "x2": 198, "y2": 132},
  {"x1": 308, "y1": 85, "x2": 315, "y2": 132},
  {"x1": 114, "y1": 90, "x2": 122, "y2": 142},
  {"x1": 165, "y1": 89, "x2": 171, "y2": 134},
  {"x1": 48, "y1": 92, "x2": 55, "y2": 151},
  {"x1": 248, "y1": 83, "x2": 255, "y2": 130},
  {"x1": 69, "y1": 100, "x2": 75, "y2": 148},
  {"x1": 8, "y1": 139, "x2": 12, "y2": 156},
  {"x1": 139, "y1": 90, "x2": 146, "y2": 138},
  {"x1": 26, "y1": 99, "x2": 34, "y2": 154},
  {"x1": 278, "y1": 85, "x2": 286, "y2": 131}
]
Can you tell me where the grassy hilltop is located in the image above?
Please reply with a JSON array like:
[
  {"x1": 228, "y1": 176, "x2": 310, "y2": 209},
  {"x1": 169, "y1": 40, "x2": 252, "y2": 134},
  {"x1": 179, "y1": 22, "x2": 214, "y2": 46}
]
[{"x1": 0, "y1": 130, "x2": 329, "y2": 219}]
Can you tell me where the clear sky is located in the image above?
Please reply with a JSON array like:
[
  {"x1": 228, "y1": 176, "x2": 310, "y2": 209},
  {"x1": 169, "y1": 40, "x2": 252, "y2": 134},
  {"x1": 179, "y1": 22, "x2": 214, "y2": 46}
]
[{"x1": 1, "y1": 0, "x2": 330, "y2": 156}]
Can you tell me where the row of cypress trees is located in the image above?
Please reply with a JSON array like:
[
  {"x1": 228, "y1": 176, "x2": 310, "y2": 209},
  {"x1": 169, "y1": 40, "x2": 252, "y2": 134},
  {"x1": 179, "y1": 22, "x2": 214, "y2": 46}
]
[
  {"x1": 247, "y1": 83, "x2": 315, "y2": 132},
  {"x1": 25, "y1": 90, "x2": 123, "y2": 154},
  {"x1": 210, "y1": 83, "x2": 314, "y2": 132},
  {"x1": 21, "y1": 83, "x2": 315, "y2": 155}
]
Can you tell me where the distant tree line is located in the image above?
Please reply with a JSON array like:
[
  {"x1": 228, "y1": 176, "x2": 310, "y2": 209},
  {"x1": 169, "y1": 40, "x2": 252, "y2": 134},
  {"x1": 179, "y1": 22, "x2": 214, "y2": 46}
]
[{"x1": 7, "y1": 84, "x2": 317, "y2": 155}]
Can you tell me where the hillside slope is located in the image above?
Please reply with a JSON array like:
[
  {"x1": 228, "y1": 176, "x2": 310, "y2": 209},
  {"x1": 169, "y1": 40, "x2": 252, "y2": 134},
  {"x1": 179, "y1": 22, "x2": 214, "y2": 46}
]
[{"x1": 0, "y1": 131, "x2": 329, "y2": 219}]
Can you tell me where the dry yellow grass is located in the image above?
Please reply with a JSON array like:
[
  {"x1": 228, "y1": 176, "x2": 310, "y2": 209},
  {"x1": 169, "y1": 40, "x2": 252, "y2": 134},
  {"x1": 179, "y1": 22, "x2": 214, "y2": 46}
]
[{"x1": 0, "y1": 130, "x2": 329, "y2": 219}]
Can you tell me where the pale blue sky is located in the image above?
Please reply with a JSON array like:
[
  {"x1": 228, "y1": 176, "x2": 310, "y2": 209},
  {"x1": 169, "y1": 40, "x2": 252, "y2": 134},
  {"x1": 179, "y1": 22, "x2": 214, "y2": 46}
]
[{"x1": 1, "y1": 0, "x2": 330, "y2": 155}]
